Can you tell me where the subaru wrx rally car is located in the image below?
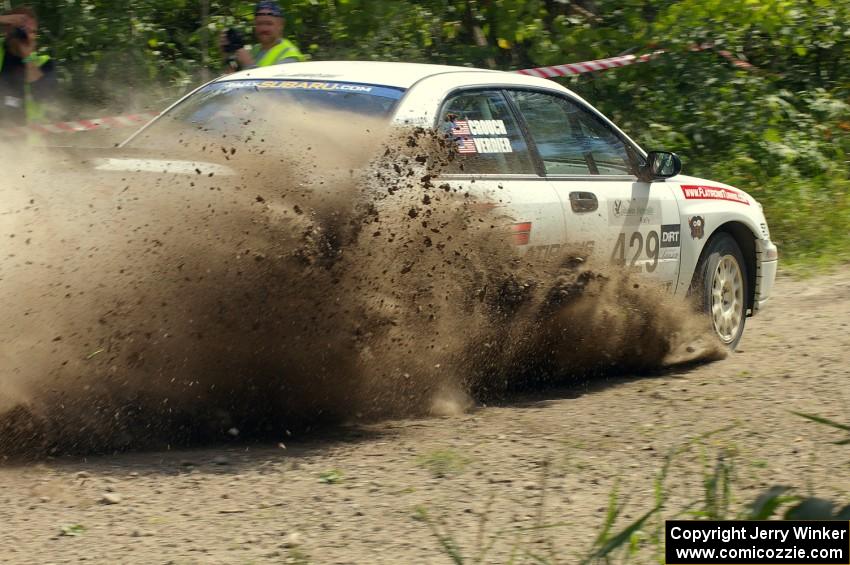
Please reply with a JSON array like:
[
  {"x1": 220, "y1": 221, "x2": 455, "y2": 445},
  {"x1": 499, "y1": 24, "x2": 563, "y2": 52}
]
[{"x1": 120, "y1": 61, "x2": 778, "y2": 349}]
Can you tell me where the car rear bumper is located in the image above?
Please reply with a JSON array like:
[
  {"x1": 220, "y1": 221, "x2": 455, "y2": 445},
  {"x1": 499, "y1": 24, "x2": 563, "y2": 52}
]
[{"x1": 753, "y1": 239, "x2": 778, "y2": 314}]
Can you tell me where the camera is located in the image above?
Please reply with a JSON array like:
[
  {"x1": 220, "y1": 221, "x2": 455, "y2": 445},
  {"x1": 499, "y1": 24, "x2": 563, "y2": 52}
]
[
  {"x1": 222, "y1": 28, "x2": 244, "y2": 54},
  {"x1": 12, "y1": 27, "x2": 29, "y2": 41}
]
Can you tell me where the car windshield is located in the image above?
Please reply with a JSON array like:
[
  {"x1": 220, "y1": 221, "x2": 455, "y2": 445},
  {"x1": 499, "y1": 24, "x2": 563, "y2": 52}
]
[{"x1": 125, "y1": 79, "x2": 406, "y2": 149}]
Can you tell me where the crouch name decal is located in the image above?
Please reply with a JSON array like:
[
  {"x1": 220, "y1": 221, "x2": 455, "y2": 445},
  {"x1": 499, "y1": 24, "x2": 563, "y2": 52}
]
[{"x1": 452, "y1": 119, "x2": 514, "y2": 155}]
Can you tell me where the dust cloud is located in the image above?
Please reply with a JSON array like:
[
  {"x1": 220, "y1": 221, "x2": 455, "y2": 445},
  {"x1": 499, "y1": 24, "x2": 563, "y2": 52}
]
[{"x1": 0, "y1": 109, "x2": 723, "y2": 455}]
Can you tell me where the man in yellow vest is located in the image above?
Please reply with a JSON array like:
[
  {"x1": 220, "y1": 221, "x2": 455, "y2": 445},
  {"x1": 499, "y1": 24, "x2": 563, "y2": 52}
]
[
  {"x1": 220, "y1": 1, "x2": 305, "y2": 72},
  {"x1": 0, "y1": 5, "x2": 55, "y2": 128}
]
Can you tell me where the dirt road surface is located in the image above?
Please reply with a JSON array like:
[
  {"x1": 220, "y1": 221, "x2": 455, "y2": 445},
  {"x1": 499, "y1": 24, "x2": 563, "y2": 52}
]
[{"x1": 1, "y1": 268, "x2": 848, "y2": 564}]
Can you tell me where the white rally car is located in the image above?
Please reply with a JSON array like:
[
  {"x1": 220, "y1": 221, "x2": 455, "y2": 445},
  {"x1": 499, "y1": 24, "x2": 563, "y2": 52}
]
[{"x1": 121, "y1": 61, "x2": 778, "y2": 349}]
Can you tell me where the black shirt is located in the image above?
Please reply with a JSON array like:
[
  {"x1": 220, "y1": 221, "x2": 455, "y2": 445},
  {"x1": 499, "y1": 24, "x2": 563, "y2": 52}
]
[{"x1": 0, "y1": 41, "x2": 56, "y2": 127}]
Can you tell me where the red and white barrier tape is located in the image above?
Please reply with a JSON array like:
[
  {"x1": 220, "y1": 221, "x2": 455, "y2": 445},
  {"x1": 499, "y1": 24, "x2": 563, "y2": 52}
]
[
  {"x1": 2, "y1": 46, "x2": 754, "y2": 137},
  {"x1": 0, "y1": 111, "x2": 159, "y2": 137},
  {"x1": 515, "y1": 50, "x2": 665, "y2": 78},
  {"x1": 716, "y1": 49, "x2": 755, "y2": 70},
  {"x1": 515, "y1": 44, "x2": 754, "y2": 79}
]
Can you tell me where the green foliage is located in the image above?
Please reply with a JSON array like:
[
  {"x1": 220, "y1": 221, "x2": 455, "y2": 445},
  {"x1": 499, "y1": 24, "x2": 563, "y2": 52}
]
[
  {"x1": 417, "y1": 414, "x2": 848, "y2": 563},
  {"x1": 286, "y1": 547, "x2": 312, "y2": 564},
  {"x1": 745, "y1": 486, "x2": 795, "y2": 520},
  {"x1": 59, "y1": 523, "x2": 86, "y2": 536},
  {"x1": 415, "y1": 506, "x2": 466, "y2": 565},
  {"x1": 792, "y1": 411, "x2": 850, "y2": 444},
  {"x1": 418, "y1": 449, "x2": 471, "y2": 478},
  {"x1": 580, "y1": 486, "x2": 659, "y2": 565},
  {"x1": 317, "y1": 469, "x2": 343, "y2": 484},
  {"x1": 696, "y1": 450, "x2": 734, "y2": 520},
  {"x1": 15, "y1": 0, "x2": 850, "y2": 263}
]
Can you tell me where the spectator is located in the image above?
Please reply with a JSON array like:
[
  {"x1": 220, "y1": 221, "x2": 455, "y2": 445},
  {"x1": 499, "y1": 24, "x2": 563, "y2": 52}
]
[
  {"x1": 0, "y1": 5, "x2": 56, "y2": 127},
  {"x1": 221, "y1": 1, "x2": 305, "y2": 72}
]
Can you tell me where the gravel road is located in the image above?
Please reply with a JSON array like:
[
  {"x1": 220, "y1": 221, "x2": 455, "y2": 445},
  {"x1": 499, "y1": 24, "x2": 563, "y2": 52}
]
[{"x1": 1, "y1": 268, "x2": 848, "y2": 564}]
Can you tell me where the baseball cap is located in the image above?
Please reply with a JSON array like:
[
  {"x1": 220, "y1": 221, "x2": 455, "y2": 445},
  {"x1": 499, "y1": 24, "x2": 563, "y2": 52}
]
[{"x1": 254, "y1": 1, "x2": 283, "y2": 17}]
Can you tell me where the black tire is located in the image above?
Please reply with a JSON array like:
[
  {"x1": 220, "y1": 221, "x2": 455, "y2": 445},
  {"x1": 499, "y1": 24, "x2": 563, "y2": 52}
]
[{"x1": 691, "y1": 232, "x2": 748, "y2": 350}]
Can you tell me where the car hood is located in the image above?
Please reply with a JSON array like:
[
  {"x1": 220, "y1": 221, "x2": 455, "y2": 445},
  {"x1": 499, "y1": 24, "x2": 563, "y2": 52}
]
[{"x1": 47, "y1": 146, "x2": 237, "y2": 177}]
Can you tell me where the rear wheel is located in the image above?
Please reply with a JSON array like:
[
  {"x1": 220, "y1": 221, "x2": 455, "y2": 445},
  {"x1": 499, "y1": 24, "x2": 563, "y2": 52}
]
[{"x1": 692, "y1": 233, "x2": 748, "y2": 350}]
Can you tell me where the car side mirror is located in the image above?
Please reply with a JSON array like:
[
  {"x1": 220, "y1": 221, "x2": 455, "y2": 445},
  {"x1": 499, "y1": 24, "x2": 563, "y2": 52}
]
[{"x1": 639, "y1": 151, "x2": 682, "y2": 182}]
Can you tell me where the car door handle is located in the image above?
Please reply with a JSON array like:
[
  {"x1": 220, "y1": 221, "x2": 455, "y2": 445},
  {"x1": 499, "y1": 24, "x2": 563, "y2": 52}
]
[{"x1": 569, "y1": 192, "x2": 598, "y2": 213}]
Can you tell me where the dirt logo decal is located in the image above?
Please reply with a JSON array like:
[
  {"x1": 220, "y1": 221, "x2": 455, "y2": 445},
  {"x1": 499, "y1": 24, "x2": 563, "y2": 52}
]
[
  {"x1": 660, "y1": 224, "x2": 681, "y2": 247},
  {"x1": 688, "y1": 216, "x2": 705, "y2": 240},
  {"x1": 659, "y1": 224, "x2": 681, "y2": 260}
]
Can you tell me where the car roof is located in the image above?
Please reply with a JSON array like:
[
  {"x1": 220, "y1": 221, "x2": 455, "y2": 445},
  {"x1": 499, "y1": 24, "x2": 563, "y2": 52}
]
[
  {"x1": 217, "y1": 60, "x2": 518, "y2": 89},
  {"x1": 127, "y1": 61, "x2": 647, "y2": 154}
]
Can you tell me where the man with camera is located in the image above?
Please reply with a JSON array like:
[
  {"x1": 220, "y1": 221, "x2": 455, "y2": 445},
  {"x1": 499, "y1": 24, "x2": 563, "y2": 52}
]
[
  {"x1": 220, "y1": 1, "x2": 304, "y2": 72},
  {"x1": 0, "y1": 5, "x2": 55, "y2": 127}
]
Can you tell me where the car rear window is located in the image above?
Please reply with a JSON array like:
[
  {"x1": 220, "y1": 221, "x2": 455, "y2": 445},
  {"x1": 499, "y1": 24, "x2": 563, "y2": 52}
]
[
  {"x1": 438, "y1": 90, "x2": 536, "y2": 175},
  {"x1": 126, "y1": 79, "x2": 405, "y2": 148}
]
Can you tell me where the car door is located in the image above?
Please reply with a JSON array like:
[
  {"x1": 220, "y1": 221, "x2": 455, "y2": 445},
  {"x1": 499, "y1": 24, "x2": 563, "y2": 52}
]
[
  {"x1": 435, "y1": 88, "x2": 566, "y2": 252},
  {"x1": 506, "y1": 89, "x2": 682, "y2": 289}
]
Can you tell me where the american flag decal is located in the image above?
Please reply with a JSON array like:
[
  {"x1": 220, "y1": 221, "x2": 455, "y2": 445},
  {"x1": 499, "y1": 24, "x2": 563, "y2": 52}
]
[
  {"x1": 452, "y1": 119, "x2": 472, "y2": 136},
  {"x1": 456, "y1": 136, "x2": 478, "y2": 154}
]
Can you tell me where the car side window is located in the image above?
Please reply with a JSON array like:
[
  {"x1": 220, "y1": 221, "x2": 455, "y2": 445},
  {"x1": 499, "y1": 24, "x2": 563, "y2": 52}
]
[
  {"x1": 507, "y1": 90, "x2": 635, "y2": 176},
  {"x1": 439, "y1": 90, "x2": 535, "y2": 175}
]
